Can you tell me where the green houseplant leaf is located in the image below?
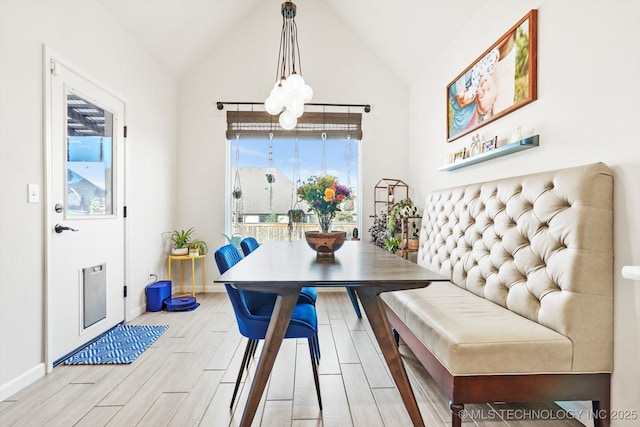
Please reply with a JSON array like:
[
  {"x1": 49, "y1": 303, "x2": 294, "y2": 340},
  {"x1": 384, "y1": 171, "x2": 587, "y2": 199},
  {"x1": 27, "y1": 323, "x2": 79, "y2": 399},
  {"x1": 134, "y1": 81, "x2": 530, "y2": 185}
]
[
  {"x1": 171, "y1": 227, "x2": 194, "y2": 249},
  {"x1": 188, "y1": 238, "x2": 208, "y2": 255}
]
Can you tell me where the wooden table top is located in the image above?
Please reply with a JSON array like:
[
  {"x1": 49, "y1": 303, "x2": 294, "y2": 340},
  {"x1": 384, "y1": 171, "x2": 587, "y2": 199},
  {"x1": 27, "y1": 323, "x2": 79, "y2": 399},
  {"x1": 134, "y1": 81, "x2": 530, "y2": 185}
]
[{"x1": 215, "y1": 240, "x2": 447, "y2": 288}]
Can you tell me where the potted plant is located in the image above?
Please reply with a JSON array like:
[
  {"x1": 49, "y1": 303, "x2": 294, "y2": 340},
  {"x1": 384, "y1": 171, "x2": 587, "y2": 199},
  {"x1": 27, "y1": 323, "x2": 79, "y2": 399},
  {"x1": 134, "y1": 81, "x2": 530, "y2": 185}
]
[
  {"x1": 407, "y1": 218, "x2": 420, "y2": 250},
  {"x1": 368, "y1": 213, "x2": 388, "y2": 249},
  {"x1": 188, "y1": 238, "x2": 208, "y2": 257},
  {"x1": 385, "y1": 199, "x2": 419, "y2": 254},
  {"x1": 287, "y1": 208, "x2": 305, "y2": 223},
  {"x1": 171, "y1": 227, "x2": 194, "y2": 255},
  {"x1": 384, "y1": 235, "x2": 403, "y2": 253}
]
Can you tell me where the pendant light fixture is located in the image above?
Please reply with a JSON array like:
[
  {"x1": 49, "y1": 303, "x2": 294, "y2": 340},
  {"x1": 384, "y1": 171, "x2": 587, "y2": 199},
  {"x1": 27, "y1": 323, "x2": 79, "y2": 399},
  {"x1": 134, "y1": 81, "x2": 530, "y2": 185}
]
[{"x1": 264, "y1": 1, "x2": 313, "y2": 130}]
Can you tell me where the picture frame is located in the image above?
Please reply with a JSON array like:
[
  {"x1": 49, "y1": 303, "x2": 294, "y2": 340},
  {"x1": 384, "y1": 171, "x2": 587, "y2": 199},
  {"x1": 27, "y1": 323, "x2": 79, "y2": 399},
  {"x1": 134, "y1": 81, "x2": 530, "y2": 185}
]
[
  {"x1": 481, "y1": 136, "x2": 498, "y2": 153},
  {"x1": 452, "y1": 148, "x2": 466, "y2": 162},
  {"x1": 447, "y1": 9, "x2": 538, "y2": 142}
]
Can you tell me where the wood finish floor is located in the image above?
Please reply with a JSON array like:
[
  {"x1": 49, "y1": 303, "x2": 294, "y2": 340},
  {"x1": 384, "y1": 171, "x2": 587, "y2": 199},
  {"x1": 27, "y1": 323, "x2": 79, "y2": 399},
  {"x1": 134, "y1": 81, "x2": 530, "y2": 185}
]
[{"x1": 1, "y1": 292, "x2": 589, "y2": 426}]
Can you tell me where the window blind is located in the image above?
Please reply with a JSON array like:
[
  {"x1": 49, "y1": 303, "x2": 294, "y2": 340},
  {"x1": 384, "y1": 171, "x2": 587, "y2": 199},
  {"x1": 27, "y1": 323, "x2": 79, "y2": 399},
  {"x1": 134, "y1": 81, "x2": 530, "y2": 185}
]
[{"x1": 226, "y1": 111, "x2": 362, "y2": 140}]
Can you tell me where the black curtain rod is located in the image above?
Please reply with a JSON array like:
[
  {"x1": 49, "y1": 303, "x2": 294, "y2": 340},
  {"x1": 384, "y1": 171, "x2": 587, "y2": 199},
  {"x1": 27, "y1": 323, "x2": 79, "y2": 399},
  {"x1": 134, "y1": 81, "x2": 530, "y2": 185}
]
[{"x1": 216, "y1": 101, "x2": 371, "y2": 113}]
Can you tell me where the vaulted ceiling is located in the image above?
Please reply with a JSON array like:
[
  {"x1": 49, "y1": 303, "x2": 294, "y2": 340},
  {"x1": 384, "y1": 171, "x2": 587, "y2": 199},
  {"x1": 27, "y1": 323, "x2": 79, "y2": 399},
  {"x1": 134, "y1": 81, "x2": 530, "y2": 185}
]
[{"x1": 97, "y1": 0, "x2": 485, "y2": 85}]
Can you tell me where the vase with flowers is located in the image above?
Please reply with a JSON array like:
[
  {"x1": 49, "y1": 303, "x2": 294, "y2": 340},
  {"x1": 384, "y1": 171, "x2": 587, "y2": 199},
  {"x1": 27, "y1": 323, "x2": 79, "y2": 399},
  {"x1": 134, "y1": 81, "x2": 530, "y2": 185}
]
[
  {"x1": 297, "y1": 176, "x2": 351, "y2": 258},
  {"x1": 297, "y1": 175, "x2": 351, "y2": 232}
]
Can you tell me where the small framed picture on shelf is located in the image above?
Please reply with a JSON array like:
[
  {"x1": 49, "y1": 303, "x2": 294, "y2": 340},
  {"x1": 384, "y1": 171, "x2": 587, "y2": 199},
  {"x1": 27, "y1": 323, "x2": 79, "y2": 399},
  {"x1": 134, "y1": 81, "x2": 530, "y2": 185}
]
[
  {"x1": 481, "y1": 137, "x2": 498, "y2": 153},
  {"x1": 452, "y1": 148, "x2": 466, "y2": 162}
]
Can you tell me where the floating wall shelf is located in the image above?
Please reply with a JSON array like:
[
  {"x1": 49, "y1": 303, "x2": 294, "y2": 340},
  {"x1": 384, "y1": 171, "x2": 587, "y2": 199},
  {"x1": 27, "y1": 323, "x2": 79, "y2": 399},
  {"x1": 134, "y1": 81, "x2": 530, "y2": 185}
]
[{"x1": 439, "y1": 135, "x2": 539, "y2": 172}]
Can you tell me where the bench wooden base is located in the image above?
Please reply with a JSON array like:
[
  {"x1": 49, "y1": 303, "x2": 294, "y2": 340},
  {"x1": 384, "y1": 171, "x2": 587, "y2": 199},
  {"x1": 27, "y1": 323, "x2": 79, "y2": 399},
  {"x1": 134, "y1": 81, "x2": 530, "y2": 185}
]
[{"x1": 383, "y1": 301, "x2": 611, "y2": 427}]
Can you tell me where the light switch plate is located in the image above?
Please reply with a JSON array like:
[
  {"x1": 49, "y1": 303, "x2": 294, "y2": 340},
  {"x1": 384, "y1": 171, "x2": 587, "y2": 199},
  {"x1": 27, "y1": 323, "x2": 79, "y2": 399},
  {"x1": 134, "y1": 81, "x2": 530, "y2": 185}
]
[{"x1": 28, "y1": 184, "x2": 39, "y2": 203}]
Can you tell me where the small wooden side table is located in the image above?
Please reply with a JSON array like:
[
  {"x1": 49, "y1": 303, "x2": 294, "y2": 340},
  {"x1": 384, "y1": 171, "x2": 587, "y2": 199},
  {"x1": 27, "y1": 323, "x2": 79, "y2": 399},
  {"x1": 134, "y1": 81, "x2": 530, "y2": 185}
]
[{"x1": 167, "y1": 254, "x2": 206, "y2": 296}]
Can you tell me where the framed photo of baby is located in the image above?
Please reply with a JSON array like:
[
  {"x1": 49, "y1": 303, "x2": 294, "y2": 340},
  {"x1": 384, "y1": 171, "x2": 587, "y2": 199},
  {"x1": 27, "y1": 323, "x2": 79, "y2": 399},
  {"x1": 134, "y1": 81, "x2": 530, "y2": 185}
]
[{"x1": 447, "y1": 9, "x2": 537, "y2": 142}]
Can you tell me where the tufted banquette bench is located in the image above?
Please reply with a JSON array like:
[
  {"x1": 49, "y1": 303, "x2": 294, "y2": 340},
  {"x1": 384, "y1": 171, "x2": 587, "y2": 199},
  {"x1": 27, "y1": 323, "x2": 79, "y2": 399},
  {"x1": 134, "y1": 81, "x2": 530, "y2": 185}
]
[{"x1": 381, "y1": 163, "x2": 613, "y2": 427}]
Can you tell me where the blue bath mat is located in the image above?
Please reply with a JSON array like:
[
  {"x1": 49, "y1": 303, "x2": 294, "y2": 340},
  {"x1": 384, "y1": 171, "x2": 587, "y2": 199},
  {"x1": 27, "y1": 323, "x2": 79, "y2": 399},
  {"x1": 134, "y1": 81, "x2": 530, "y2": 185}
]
[{"x1": 63, "y1": 324, "x2": 168, "y2": 365}]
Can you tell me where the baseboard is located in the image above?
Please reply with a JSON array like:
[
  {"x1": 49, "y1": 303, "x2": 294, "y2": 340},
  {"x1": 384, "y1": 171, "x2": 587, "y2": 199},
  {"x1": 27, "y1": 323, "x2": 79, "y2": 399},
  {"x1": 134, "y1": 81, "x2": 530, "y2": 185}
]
[
  {"x1": 128, "y1": 303, "x2": 145, "y2": 320},
  {"x1": 132, "y1": 285, "x2": 227, "y2": 319},
  {"x1": 204, "y1": 284, "x2": 225, "y2": 292},
  {"x1": 0, "y1": 363, "x2": 46, "y2": 402}
]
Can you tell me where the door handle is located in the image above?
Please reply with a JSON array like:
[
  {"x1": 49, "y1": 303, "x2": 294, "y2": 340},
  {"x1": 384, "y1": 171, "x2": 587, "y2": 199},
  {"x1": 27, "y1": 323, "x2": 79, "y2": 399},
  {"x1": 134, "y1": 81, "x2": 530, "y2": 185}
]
[{"x1": 55, "y1": 224, "x2": 78, "y2": 234}]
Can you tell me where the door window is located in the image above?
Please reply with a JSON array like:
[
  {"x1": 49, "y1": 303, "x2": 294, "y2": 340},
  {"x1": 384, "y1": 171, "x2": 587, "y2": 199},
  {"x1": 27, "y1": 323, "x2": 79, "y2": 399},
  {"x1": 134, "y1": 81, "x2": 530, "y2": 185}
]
[{"x1": 66, "y1": 90, "x2": 114, "y2": 217}]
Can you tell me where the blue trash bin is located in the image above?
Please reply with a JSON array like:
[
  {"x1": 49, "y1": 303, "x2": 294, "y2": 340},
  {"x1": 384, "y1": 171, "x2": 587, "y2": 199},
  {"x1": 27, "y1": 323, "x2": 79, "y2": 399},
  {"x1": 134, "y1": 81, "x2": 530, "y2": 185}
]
[{"x1": 145, "y1": 280, "x2": 172, "y2": 312}]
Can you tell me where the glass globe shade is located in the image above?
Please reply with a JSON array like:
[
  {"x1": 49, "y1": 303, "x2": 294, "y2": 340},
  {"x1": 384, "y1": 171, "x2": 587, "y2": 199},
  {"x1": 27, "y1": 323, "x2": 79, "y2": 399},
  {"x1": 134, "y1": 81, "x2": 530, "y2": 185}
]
[
  {"x1": 265, "y1": 96, "x2": 282, "y2": 115},
  {"x1": 301, "y1": 84, "x2": 313, "y2": 103},
  {"x1": 286, "y1": 98, "x2": 305, "y2": 118},
  {"x1": 270, "y1": 85, "x2": 287, "y2": 107},
  {"x1": 286, "y1": 74, "x2": 305, "y2": 92},
  {"x1": 279, "y1": 110, "x2": 297, "y2": 130},
  {"x1": 280, "y1": 77, "x2": 291, "y2": 93}
]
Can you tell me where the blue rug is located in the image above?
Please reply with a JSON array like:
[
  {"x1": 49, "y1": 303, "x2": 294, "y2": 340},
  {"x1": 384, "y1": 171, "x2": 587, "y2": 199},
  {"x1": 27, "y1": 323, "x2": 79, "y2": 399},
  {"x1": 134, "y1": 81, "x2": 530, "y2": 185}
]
[{"x1": 63, "y1": 324, "x2": 168, "y2": 365}]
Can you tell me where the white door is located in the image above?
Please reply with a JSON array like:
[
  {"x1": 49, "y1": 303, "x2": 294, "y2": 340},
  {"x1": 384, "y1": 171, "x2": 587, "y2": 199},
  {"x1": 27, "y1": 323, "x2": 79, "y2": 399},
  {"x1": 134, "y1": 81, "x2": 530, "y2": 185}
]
[{"x1": 47, "y1": 58, "x2": 126, "y2": 364}]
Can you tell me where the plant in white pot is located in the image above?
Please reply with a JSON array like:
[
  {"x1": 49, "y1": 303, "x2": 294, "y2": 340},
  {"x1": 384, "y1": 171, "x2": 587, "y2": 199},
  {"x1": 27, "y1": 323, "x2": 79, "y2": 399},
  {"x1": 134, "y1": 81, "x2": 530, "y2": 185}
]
[
  {"x1": 188, "y1": 239, "x2": 208, "y2": 257},
  {"x1": 171, "y1": 227, "x2": 194, "y2": 255}
]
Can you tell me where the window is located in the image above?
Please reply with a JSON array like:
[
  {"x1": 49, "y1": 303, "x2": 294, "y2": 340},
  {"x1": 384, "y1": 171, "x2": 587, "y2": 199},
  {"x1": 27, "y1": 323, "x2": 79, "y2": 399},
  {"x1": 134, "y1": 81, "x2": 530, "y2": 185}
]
[
  {"x1": 66, "y1": 90, "x2": 114, "y2": 216},
  {"x1": 226, "y1": 111, "x2": 361, "y2": 242}
]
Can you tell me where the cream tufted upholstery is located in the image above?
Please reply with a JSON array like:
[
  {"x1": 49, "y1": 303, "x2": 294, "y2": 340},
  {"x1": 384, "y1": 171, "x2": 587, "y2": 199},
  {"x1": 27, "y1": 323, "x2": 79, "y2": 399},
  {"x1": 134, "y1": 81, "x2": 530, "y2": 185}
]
[{"x1": 382, "y1": 163, "x2": 613, "y2": 376}]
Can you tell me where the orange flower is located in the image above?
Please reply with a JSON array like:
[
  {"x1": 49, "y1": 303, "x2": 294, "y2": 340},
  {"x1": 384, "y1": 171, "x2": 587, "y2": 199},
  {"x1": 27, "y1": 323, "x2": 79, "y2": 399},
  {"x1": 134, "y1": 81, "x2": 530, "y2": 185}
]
[
  {"x1": 297, "y1": 175, "x2": 352, "y2": 217},
  {"x1": 324, "y1": 188, "x2": 336, "y2": 202}
]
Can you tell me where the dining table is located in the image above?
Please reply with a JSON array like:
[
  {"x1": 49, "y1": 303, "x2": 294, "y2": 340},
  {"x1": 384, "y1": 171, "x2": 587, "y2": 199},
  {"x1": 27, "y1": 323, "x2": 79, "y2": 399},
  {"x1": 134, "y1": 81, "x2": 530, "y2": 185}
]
[{"x1": 214, "y1": 240, "x2": 448, "y2": 427}]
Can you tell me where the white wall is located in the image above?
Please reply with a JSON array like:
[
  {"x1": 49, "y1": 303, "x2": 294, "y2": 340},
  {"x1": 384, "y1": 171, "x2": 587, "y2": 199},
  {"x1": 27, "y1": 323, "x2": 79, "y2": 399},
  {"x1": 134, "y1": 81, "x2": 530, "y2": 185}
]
[
  {"x1": 177, "y1": 0, "x2": 410, "y2": 269},
  {"x1": 408, "y1": 0, "x2": 640, "y2": 421},
  {"x1": 0, "y1": 0, "x2": 177, "y2": 398}
]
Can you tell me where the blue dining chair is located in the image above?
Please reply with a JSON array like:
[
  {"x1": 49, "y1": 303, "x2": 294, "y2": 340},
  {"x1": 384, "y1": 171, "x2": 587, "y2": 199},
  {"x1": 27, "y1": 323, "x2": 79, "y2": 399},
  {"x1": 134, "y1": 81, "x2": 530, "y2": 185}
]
[
  {"x1": 219, "y1": 241, "x2": 321, "y2": 359},
  {"x1": 214, "y1": 244, "x2": 322, "y2": 410},
  {"x1": 239, "y1": 236, "x2": 260, "y2": 256},
  {"x1": 240, "y1": 237, "x2": 318, "y2": 306}
]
